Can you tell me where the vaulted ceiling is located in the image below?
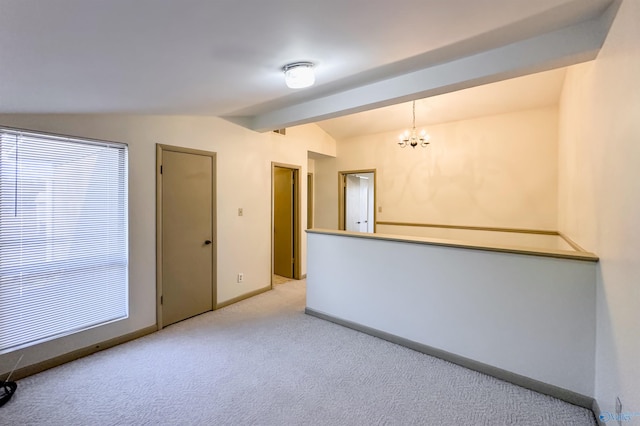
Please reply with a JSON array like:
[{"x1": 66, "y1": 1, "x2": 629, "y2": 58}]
[
  {"x1": 0, "y1": 0, "x2": 617, "y2": 133},
  {"x1": 316, "y1": 67, "x2": 567, "y2": 140}
]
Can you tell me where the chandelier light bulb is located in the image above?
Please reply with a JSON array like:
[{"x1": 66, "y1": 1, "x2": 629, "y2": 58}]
[{"x1": 283, "y1": 62, "x2": 315, "y2": 89}]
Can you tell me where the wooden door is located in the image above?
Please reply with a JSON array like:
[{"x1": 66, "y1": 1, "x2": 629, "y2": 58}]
[
  {"x1": 161, "y1": 149, "x2": 215, "y2": 326},
  {"x1": 274, "y1": 167, "x2": 294, "y2": 278}
]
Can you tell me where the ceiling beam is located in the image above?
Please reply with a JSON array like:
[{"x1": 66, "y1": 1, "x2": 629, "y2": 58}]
[{"x1": 234, "y1": 3, "x2": 617, "y2": 133}]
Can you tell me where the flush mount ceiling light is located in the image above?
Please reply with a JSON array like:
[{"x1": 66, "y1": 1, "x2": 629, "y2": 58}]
[
  {"x1": 283, "y1": 62, "x2": 315, "y2": 89},
  {"x1": 398, "y1": 100, "x2": 430, "y2": 148}
]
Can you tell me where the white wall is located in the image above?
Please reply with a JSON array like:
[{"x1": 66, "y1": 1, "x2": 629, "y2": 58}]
[
  {"x1": 0, "y1": 114, "x2": 335, "y2": 374},
  {"x1": 315, "y1": 107, "x2": 559, "y2": 231},
  {"x1": 557, "y1": 0, "x2": 640, "y2": 415},
  {"x1": 307, "y1": 231, "x2": 597, "y2": 396}
]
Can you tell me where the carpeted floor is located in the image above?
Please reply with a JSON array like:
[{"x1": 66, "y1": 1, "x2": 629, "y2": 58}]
[
  {"x1": 272, "y1": 274, "x2": 294, "y2": 285},
  {"x1": 2, "y1": 280, "x2": 595, "y2": 425}
]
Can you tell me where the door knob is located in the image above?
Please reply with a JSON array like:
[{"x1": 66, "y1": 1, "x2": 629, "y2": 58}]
[{"x1": 204, "y1": 240, "x2": 212, "y2": 245}]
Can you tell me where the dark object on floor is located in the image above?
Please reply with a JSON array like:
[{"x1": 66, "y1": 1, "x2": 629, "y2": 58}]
[{"x1": 0, "y1": 380, "x2": 17, "y2": 408}]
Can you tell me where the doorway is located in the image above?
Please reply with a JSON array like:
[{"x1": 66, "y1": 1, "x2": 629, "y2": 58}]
[
  {"x1": 339, "y1": 170, "x2": 376, "y2": 233},
  {"x1": 272, "y1": 163, "x2": 301, "y2": 283},
  {"x1": 156, "y1": 145, "x2": 217, "y2": 329}
]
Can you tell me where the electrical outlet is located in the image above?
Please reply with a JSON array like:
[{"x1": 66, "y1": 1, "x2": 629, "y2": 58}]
[
  {"x1": 237, "y1": 273, "x2": 244, "y2": 283},
  {"x1": 238, "y1": 208, "x2": 243, "y2": 216}
]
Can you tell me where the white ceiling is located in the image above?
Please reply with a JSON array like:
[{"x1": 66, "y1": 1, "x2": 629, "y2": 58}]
[
  {"x1": 316, "y1": 67, "x2": 567, "y2": 140},
  {"x1": 0, "y1": 0, "x2": 614, "y2": 131}
]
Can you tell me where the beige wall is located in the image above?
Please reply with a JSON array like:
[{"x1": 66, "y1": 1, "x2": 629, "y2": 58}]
[
  {"x1": 315, "y1": 106, "x2": 559, "y2": 231},
  {"x1": 0, "y1": 114, "x2": 335, "y2": 374},
  {"x1": 558, "y1": 0, "x2": 640, "y2": 414}
]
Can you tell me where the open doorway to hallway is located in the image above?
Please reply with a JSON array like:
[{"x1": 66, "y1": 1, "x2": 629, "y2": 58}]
[{"x1": 272, "y1": 163, "x2": 301, "y2": 285}]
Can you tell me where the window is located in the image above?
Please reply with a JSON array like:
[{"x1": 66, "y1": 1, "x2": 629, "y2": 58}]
[{"x1": 0, "y1": 127, "x2": 128, "y2": 353}]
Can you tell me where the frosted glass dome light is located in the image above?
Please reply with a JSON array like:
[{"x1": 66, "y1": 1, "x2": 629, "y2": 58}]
[{"x1": 283, "y1": 62, "x2": 315, "y2": 89}]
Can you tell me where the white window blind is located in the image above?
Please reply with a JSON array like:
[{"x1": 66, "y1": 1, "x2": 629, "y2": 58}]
[{"x1": 0, "y1": 127, "x2": 128, "y2": 353}]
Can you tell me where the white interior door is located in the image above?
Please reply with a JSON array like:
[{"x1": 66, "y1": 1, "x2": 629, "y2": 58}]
[
  {"x1": 358, "y1": 177, "x2": 369, "y2": 232},
  {"x1": 345, "y1": 175, "x2": 360, "y2": 231},
  {"x1": 345, "y1": 173, "x2": 374, "y2": 233},
  {"x1": 366, "y1": 174, "x2": 375, "y2": 232}
]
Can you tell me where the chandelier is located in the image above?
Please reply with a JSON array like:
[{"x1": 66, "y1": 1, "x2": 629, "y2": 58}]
[{"x1": 398, "y1": 100, "x2": 430, "y2": 148}]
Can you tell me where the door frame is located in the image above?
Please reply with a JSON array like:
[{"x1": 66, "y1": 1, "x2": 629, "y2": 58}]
[
  {"x1": 307, "y1": 172, "x2": 313, "y2": 229},
  {"x1": 156, "y1": 144, "x2": 217, "y2": 330},
  {"x1": 338, "y1": 169, "x2": 377, "y2": 232},
  {"x1": 271, "y1": 162, "x2": 302, "y2": 286}
]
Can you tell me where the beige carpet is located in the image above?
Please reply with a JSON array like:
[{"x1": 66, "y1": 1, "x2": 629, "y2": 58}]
[
  {"x1": 272, "y1": 274, "x2": 294, "y2": 285},
  {"x1": 2, "y1": 280, "x2": 596, "y2": 425}
]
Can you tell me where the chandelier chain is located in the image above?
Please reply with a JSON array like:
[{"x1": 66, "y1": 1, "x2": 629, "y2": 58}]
[{"x1": 412, "y1": 101, "x2": 416, "y2": 129}]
